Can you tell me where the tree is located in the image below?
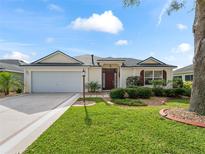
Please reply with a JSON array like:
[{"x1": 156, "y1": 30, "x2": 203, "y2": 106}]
[
  {"x1": 123, "y1": 0, "x2": 205, "y2": 115},
  {"x1": 0, "y1": 72, "x2": 22, "y2": 95}
]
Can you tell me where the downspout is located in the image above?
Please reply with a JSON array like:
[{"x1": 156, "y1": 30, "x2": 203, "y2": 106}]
[{"x1": 91, "y1": 54, "x2": 94, "y2": 65}]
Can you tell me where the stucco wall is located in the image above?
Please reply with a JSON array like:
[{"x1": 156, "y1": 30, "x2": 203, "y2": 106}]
[
  {"x1": 120, "y1": 67, "x2": 174, "y2": 88},
  {"x1": 88, "y1": 67, "x2": 102, "y2": 88}
]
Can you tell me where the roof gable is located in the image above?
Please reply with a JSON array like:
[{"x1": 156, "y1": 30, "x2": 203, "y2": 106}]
[
  {"x1": 32, "y1": 51, "x2": 83, "y2": 64},
  {"x1": 138, "y1": 57, "x2": 166, "y2": 65}
]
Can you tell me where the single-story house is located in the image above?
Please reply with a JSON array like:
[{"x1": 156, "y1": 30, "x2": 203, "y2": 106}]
[
  {"x1": 0, "y1": 59, "x2": 26, "y2": 81},
  {"x1": 22, "y1": 50, "x2": 176, "y2": 93},
  {"x1": 173, "y1": 64, "x2": 193, "y2": 81}
]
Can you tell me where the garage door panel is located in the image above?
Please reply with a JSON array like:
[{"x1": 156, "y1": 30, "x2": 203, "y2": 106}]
[{"x1": 31, "y1": 71, "x2": 82, "y2": 92}]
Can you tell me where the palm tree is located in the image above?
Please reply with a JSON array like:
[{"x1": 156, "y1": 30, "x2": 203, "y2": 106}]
[
  {"x1": 123, "y1": 0, "x2": 205, "y2": 115},
  {"x1": 0, "y1": 72, "x2": 22, "y2": 95}
]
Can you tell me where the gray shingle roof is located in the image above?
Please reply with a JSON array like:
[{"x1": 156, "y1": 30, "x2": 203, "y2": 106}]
[
  {"x1": 0, "y1": 59, "x2": 26, "y2": 65},
  {"x1": 75, "y1": 54, "x2": 101, "y2": 65},
  {"x1": 0, "y1": 62, "x2": 24, "y2": 73},
  {"x1": 174, "y1": 64, "x2": 193, "y2": 74}
]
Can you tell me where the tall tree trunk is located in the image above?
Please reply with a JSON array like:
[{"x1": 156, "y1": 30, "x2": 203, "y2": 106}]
[{"x1": 189, "y1": 0, "x2": 205, "y2": 115}]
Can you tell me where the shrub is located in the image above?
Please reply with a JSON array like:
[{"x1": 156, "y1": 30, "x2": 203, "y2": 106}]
[
  {"x1": 16, "y1": 88, "x2": 23, "y2": 94},
  {"x1": 173, "y1": 88, "x2": 186, "y2": 96},
  {"x1": 125, "y1": 88, "x2": 138, "y2": 98},
  {"x1": 110, "y1": 88, "x2": 125, "y2": 99},
  {"x1": 151, "y1": 80, "x2": 165, "y2": 88},
  {"x1": 183, "y1": 81, "x2": 192, "y2": 89},
  {"x1": 184, "y1": 88, "x2": 191, "y2": 97},
  {"x1": 173, "y1": 78, "x2": 183, "y2": 88},
  {"x1": 164, "y1": 89, "x2": 176, "y2": 97},
  {"x1": 126, "y1": 76, "x2": 142, "y2": 87},
  {"x1": 86, "y1": 81, "x2": 101, "y2": 92},
  {"x1": 111, "y1": 98, "x2": 147, "y2": 106},
  {"x1": 152, "y1": 88, "x2": 165, "y2": 97},
  {"x1": 137, "y1": 87, "x2": 152, "y2": 99}
]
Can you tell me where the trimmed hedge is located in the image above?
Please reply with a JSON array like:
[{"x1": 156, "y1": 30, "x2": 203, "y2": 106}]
[
  {"x1": 111, "y1": 99, "x2": 147, "y2": 106},
  {"x1": 110, "y1": 88, "x2": 125, "y2": 99},
  {"x1": 125, "y1": 87, "x2": 152, "y2": 99},
  {"x1": 110, "y1": 87, "x2": 191, "y2": 99}
]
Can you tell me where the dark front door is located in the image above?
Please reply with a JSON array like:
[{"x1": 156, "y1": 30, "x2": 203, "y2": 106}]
[{"x1": 103, "y1": 69, "x2": 116, "y2": 90}]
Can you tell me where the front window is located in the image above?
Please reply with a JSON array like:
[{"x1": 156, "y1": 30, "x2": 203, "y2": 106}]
[
  {"x1": 185, "y1": 75, "x2": 193, "y2": 81},
  {"x1": 144, "y1": 70, "x2": 163, "y2": 85}
]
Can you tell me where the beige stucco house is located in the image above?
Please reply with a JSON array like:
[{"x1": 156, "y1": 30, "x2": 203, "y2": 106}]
[{"x1": 22, "y1": 51, "x2": 176, "y2": 93}]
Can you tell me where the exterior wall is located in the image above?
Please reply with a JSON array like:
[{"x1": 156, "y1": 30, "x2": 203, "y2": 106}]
[
  {"x1": 23, "y1": 65, "x2": 174, "y2": 93},
  {"x1": 120, "y1": 67, "x2": 173, "y2": 88},
  {"x1": 88, "y1": 67, "x2": 102, "y2": 89},
  {"x1": 173, "y1": 72, "x2": 193, "y2": 81},
  {"x1": 23, "y1": 66, "x2": 88, "y2": 93}
]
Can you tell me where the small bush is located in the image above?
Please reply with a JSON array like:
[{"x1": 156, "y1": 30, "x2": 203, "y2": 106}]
[
  {"x1": 126, "y1": 76, "x2": 142, "y2": 87},
  {"x1": 173, "y1": 88, "x2": 186, "y2": 96},
  {"x1": 184, "y1": 88, "x2": 191, "y2": 97},
  {"x1": 152, "y1": 88, "x2": 165, "y2": 97},
  {"x1": 164, "y1": 89, "x2": 176, "y2": 97},
  {"x1": 151, "y1": 80, "x2": 165, "y2": 88},
  {"x1": 112, "y1": 99, "x2": 147, "y2": 106},
  {"x1": 86, "y1": 81, "x2": 101, "y2": 92},
  {"x1": 173, "y1": 78, "x2": 183, "y2": 88},
  {"x1": 137, "y1": 87, "x2": 152, "y2": 99},
  {"x1": 125, "y1": 88, "x2": 138, "y2": 98},
  {"x1": 16, "y1": 88, "x2": 23, "y2": 94},
  {"x1": 183, "y1": 81, "x2": 192, "y2": 89},
  {"x1": 110, "y1": 88, "x2": 125, "y2": 99}
]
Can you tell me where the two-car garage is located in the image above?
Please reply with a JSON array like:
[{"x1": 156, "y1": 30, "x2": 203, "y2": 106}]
[{"x1": 31, "y1": 71, "x2": 82, "y2": 93}]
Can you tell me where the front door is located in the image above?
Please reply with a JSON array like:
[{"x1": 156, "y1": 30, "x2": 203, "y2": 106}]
[{"x1": 102, "y1": 69, "x2": 117, "y2": 90}]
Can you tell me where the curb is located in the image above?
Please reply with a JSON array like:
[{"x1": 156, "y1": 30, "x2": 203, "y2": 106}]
[{"x1": 159, "y1": 109, "x2": 205, "y2": 128}]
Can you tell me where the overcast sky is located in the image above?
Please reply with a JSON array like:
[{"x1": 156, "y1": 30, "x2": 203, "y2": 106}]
[{"x1": 0, "y1": 0, "x2": 194, "y2": 68}]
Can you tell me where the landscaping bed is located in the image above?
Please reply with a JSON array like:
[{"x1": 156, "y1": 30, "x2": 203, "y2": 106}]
[
  {"x1": 73, "y1": 98, "x2": 96, "y2": 106},
  {"x1": 160, "y1": 108, "x2": 205, "y2": 128},
  {"x1": 111, "y1": 98, "x2": 147, "y2": 106}
]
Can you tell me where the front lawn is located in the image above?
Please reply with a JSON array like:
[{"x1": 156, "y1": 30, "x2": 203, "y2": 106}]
[{"x1": 24, "y1": 98, "x2": 205, "y2": 154}]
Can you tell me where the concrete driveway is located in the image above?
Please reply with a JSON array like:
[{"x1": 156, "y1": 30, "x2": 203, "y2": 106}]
[{"x1": 0, "y1": 93, "x2": 76, "y2": 145}]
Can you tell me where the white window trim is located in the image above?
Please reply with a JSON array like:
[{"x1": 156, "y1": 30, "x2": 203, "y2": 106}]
[{"x1": 144, "y1": 70, "x2": 163, "y2": 86}]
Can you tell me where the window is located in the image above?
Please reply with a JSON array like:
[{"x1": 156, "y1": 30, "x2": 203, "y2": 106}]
[
  {"x1": 145, "y1": 71, "x2": 153, "y2": 85},
  {"x1": 173, "y1": 76, "x2": 182, "y2": 80},
  {"x1": 185, "y1": 75, "x2": 193, "y2": 81},
  {"x1": 144, "y1": 70, "x2": 163, "y2": 85}
]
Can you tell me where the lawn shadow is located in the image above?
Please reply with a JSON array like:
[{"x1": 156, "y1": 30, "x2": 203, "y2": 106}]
[{"x1": 84, "y1": 105, "x2": 92, "y2": 126}]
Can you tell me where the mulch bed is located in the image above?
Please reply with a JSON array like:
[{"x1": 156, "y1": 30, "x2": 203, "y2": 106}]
[
  {"x1": 142, "y1": 97, "x2": 168, "y2": 106},
  {"x1": 160, "y1": 108, "x2": 205, "y2": 128},
  {"x1": 73, "y1": 100, "x2": 96, "y2": 107}
]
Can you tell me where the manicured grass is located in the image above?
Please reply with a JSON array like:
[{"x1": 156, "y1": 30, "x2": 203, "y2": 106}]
[
  {"x1": 24, "y1": 98, "x2": 205, "y2": 154},
  {"x1": 111, "y1": 98, "x2": 147, "y2": 106}
]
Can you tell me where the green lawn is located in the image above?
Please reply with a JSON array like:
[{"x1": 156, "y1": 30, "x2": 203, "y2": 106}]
[{"x1": 24, "y1": 98, "x2": 205, "y2": 154}]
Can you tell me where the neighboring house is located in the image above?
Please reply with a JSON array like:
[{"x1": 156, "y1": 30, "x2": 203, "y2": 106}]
[
  {"x1": 22, "y1": 51, "x2": 176, "y2": 93},
  {"x1": 0, "y1": 59, "x2": 26, "y2": 80},
  {"x1": 173, "y1": 64, "x2": 193, "y2": 81}
]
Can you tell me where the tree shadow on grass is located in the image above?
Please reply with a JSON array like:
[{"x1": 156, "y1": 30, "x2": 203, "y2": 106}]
[{"x1": 84, "y1": 105, "x2": 92, "y2": 126}]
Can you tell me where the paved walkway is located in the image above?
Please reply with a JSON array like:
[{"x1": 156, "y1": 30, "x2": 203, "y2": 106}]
[{"x1": 0, "y1": 93, "x2": 79, "y2": 154}]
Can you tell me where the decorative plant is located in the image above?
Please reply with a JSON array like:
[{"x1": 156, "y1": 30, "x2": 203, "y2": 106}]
[
  {"x1": 86, "y1": 81, "x2": 101, "y2": 93},
  {"x1": 173, "y1": 78, "x2": 183, "y2": 88},
  {"x1": 0, "y1": 72, "x2": 23, "y2": 95},
  {"x1": 151, "y1": 80, "x2": 165, "y2": 88},
  {"x1": 183, "y1": 81, "x2": 192, "y2": 89},
  {"x1": 126, "y1": 76, "x2": 142, "y2": 87}
]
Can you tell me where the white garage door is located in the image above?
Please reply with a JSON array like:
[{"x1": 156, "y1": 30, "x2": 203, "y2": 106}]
[{"x1": 31, "y1": 71, "x2": 82, "y2": 92}]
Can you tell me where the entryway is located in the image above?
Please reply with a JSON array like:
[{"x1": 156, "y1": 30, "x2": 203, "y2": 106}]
[{"x1": 102, "y1": 69, "x2": 117, "y2": 90}]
